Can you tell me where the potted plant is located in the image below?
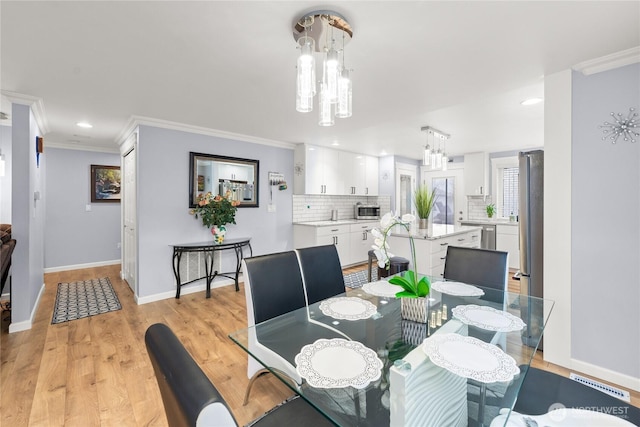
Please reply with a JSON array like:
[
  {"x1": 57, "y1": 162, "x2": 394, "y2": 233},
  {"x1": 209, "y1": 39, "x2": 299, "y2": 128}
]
[
  {"x1": 190, "y1": 191, "x2": 240, "y2": 243},
  {"x1": 371, "y1": 212, "x2": 431, "y2": 323},
  {"x1": 414, "y1": 185, "x2": 438, "y2": 229},
  {"x1": 486, "y1": 203, "x2": 496, "y2": 219}
]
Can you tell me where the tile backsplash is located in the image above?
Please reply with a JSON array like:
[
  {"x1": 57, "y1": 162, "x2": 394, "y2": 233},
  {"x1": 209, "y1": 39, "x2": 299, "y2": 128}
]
[
  {"x1": 293, "y1": 195, "x2": 391, "y2": 223},
  {"x1": 467, "y1": 195, "x2": 493, "y2": 220}
]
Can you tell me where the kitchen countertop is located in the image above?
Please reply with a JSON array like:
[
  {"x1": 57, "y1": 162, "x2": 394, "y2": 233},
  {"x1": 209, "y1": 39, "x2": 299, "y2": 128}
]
[
  {"x1": 460, "y1": 219, "x2": 518, "y2": 226},
  {"x1": 294, "y1": 219, "x2": 380, "y2": 227},
  {"x1": 390, "y1": 224, "x2": 482, "y2": 240}
]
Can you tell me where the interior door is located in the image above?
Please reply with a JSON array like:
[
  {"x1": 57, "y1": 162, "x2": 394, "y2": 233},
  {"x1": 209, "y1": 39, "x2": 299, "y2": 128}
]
[
  {"x1": 396, "y1": 163, "x2": 417, "y2": 217},
  {"x1": 422, "y1": 166, "x2": 465, "y2": 224},
  {"x1": 123, "y1": 146, "x2": 137, "y2": 294}
]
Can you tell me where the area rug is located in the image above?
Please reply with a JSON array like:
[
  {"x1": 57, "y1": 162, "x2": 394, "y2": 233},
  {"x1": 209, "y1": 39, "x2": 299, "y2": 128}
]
[
  {"x1": 51, "y1": 277, "x2": 122, "y2": 324},
  {"x1": 343, "y1": 269, "x2": 378, "y2": 289}
]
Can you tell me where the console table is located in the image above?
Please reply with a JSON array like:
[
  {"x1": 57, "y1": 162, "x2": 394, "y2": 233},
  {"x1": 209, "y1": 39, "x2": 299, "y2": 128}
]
[{"x1": 171, "y1": 238, "x2": 252, "y2": 298}]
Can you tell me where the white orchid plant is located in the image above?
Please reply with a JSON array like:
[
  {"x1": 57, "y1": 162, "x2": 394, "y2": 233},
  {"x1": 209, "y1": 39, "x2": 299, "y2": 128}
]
[{"x1": 371, "y1": 212, "x2": 431, "y2": 298}]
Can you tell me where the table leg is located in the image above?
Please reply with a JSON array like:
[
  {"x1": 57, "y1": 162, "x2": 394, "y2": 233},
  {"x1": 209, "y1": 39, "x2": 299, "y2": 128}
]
[
  {"x1": 233, "y1": 244, "x2": 242, "y2": 292},
  {"x1": 173, "y1": 249, "x2": 183, "y2": 299},
  {"x1": 478, "y1": 382, "x2": 487, "y2": 426},
  {"x1": 204, "y1": 249, "x2": 215, "y2": 299}
]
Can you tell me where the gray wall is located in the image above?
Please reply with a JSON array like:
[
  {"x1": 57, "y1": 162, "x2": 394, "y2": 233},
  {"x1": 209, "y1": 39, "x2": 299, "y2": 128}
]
[
  {"x1": 11, "y1": 103, "x2": 46, "y2": 328},
  {"x1": 571, "y1": 63, "x2": 640, "y2": 377},
  {"x1": 136, "y1": 125, "x2": 294, "y2": 299},
  {"x1": 44, "y1": 148, "x2": 121, "y2": 269}
]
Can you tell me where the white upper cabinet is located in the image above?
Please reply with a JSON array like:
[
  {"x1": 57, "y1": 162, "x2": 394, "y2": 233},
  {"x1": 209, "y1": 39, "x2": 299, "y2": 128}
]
[
  {"x1": 294, "y1": 144, "x2": 379, "y2": 196},
  {"x1": 463, "y1": 152, "x2": 490, "y2": 196}
]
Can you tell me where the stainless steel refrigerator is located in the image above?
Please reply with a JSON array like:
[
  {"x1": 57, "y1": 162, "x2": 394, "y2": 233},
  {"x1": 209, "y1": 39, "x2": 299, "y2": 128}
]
[{"x1": 519, "y1": 150, "x2": 544, "y2": 349}]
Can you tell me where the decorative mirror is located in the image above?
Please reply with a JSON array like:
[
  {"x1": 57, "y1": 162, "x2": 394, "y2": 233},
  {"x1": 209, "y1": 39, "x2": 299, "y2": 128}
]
[{"x1": 189, "y1": 152, "x2": 259, "y2": 208}]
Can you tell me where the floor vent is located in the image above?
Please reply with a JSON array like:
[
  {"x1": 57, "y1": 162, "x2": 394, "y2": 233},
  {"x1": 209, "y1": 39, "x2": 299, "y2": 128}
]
[{"x1": 569, "y1": 373, "x2": 630, "y2": 402}]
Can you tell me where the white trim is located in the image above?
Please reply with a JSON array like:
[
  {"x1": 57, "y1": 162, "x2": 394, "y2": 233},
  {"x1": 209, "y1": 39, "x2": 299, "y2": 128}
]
[
  {"x1": 9, "y1": 283, "x2": 45, "y2": 333},
  {"x1": 542, "y1": 70, "x2": 572, "y2": 369},
  {"x1": 490, "y1": 156, "x2": 519, "y2": 219},
  {"x1": 0, "y1": 90, "x2": 50, "y2": 134},
  {"x1": 569, "y1": 358, "x2": 640, "y2": 393},
  {"x1": 44, "y1": 259, "x2": 120, "y2": 274},
  {"x1": 44, "y1": 141, "x2": 119, "y2": 154},
  {"x1": 116, "y1": 115, "x2": 297, "y2": 150},
  {"x1": 135, "y1": 277, "x2": 238, "y2": 305},
  {"x1": 573, "y1": 46, "x2": 640, "y2": 76}
]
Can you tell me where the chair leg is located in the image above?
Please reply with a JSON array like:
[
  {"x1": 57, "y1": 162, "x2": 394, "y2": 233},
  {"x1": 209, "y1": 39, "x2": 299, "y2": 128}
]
[
  {"x1": 243, "y1": 368, "x2": 300, "y2": 405},
  {"x1": 244, "y1": 369, "x2": 270, "y2": 405}
]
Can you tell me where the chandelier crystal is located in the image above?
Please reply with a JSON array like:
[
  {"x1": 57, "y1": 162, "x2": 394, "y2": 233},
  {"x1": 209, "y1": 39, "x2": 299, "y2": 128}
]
[{"x1": 293, "y1": 11, "x2": 353, "y2": 126}]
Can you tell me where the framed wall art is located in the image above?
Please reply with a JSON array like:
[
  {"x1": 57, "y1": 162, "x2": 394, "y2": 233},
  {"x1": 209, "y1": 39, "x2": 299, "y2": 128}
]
[{"x1": 91, "y1": 164, "x2": 121, "y2": 203}]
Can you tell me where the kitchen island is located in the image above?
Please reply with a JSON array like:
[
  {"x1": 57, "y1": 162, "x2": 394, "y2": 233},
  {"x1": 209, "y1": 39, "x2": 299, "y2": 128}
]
[{"x1": 386, "y1": 224, "x2": 482, "y2": 278}]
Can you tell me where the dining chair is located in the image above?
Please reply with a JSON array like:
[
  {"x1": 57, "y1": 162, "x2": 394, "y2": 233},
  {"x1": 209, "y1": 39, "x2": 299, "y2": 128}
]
[
  {"x1": 145, "y1": 323, "x2": 333, "y2": 427},
  {"x1": 295, "y1": 244, "x2": 346, "y2": 305},
  {"x1": 511, "y1": 367, "x2": 640, "y2": 425},
  {"x1": 242, "y1": 251, "x2": 308, "y2": 404},
  {"x1": 442, "y1": 246, "x2": 509, "y2": 304}
]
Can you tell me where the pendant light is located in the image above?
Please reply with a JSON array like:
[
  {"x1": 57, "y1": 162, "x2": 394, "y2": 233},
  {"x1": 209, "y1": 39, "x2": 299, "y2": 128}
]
[
  {"x1": 293, "y1": 11, "x2": 353, "y2": 126},
  {"x1": 421, "y1": 126, "x2": 451, "y2": 171}
]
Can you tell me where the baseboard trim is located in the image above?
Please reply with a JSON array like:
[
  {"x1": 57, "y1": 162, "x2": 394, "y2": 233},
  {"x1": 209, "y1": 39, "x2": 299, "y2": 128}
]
[
  {"x1": 569, "y1": 357, "x2": 640, "y2": 393},
  {"x1": 9, "y1": 282, "x2": 45, "y2": 333},
  {"x1": 44, "y1": 259, "x2": 120, "y2": 273},
  {"x1": 136, "y1": 277, "x2": 237, "y2": 305}
]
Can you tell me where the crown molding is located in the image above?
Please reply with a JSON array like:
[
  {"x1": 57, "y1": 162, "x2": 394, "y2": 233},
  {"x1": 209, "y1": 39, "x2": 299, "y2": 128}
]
[
  {"x1": 116, "y1": 115, "x2": 296, "y2": 150},
  {"x1": 45, "y1": 141, "x2": 120, "y2": 154},
  {"x1": 0, "y1": 90, "x2": 50, "y2": 134},
  {"x1": 573, "y1": 46, "x2": 640, "y2": 76}
]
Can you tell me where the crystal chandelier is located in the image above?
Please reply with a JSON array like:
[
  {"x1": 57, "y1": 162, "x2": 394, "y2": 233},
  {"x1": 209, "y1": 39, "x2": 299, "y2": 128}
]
[
  {"x1": 294, "y1": 11, "x2": 353, "y2": 126},
  {"x1": 421, "y1": 126, "x2": 450, "y2": 171}
]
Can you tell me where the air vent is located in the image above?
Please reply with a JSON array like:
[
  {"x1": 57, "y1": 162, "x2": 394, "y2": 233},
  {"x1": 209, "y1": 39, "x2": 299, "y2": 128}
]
[{"x1": 569, "y1": 373, "x2": 630, "y2": 402}]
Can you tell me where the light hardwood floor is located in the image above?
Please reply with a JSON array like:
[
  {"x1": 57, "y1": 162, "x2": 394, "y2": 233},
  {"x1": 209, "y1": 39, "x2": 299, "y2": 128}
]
[{"x1": 1, "y1": 264, "x2": 638, "y2": 426}]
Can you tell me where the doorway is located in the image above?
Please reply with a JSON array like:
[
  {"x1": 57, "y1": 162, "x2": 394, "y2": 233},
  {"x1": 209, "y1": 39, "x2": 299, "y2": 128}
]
[
  {"x1": 395, "y1": 163, "x2": 417, "y2": 217},
  {"x1": 422, "y1": 165, "x2": 465, "y2": 225},
  {"x1": 122, "y1": 140, "x2": 137, "y2": 294}
]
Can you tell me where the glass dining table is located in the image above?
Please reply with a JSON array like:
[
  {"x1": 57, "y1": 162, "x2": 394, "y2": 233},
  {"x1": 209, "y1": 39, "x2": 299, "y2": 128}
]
[{"x1": 229, "y1": 278, "x2": 554, "y2": 427}]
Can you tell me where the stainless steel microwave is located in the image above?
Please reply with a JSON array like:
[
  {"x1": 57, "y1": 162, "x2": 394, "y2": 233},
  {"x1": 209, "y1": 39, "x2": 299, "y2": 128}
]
[{"x1": 355, "y1": 204, "x2": 380, "y2": 220}]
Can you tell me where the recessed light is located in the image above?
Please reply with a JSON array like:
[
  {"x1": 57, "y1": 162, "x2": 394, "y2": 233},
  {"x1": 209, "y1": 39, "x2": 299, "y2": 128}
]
[
  {"x1": 332, "y1": 141, "x2": 339, "y2": 146},
  {"x1": 76, "y1": 121, "x2": 93, "y2": 128},
  {"x1": 521, "y1": 98, "x2": 543, "y2": 106},
  {"x1": 380, "y1": 150, "x2": 387, "y2": 156}
]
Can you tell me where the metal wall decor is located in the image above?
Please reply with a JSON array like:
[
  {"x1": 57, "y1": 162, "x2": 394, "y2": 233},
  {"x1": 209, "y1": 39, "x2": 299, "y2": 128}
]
[{"x1": 600, "y1": 107, "x2": 638, "y2": 143}]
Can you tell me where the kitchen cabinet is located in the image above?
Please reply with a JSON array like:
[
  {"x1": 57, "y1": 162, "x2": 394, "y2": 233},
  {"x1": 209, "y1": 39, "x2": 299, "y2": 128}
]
[
  {"x1": 293, "y1": 221, "x2": 379, "y2": 267},
  {"x1": 294, "y1": 144, "x2": 378, "y2": 195},
  {"x1": 386, "y1": 228, "x2": 481, "y2": 278},
  {"x1": 496, "y1": 224, "x2": 520, "y2": 269},
  {"x1": 218, "y1": 162, "x2": 250, "y2": 182},
  {"x1": 464, "y1": 152, "x2": 489, "y2": 196},
  {"x1": 349, "y1": 221, "x2": 378, "y2": 264},
  {"x1": 294, "y1": 224, "x2": 351, "y2": 265}
]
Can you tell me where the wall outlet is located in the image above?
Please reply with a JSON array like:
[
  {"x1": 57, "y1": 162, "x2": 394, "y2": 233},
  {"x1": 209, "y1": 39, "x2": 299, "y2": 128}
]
[
  {"x1": 85, "y1": 204, "x2": 92, "y2": 212},
  {"x1": 117, "y1": 242, "x2": 121, "y2": 249},
  {"x1": 267, "y1": 204, "x2": 276, "y2": 213}
]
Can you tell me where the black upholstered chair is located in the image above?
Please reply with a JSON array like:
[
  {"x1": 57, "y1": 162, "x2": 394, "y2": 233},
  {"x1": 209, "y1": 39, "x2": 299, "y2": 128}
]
[
  {"x1": 295, "y1": 245, "x2": 346, "y2": 305},
  {"x1": 145, "y1": 323, "x2": 333, "y2": 427},
  {"x1": 513, "y1": 367, "x2": 640, "y2": 425},
  {"x1": 443, "y1": 246, "x2": 509, "y2": 304},
  {"x1": 242, "y1": 251, "x2": 308, "y2": 403}
]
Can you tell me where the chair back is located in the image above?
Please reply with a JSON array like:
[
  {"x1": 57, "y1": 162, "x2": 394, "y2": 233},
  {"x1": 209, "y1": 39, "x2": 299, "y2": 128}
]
[
  {"x1": 145, "y1": 323, "x2": 238, "y2": 427},
  {"x1": 443, "y1": 246, "x2": 508, "y2": 303},
  {"x1": 243, "y1": 251, "x2": 307, "y2": 325},
  {"x1": 295, "y1": 245, "x2": 346, "y2": 305}
]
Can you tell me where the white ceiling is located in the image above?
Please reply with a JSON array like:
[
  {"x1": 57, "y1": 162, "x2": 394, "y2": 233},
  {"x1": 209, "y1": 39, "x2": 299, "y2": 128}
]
[{"x1": 1, "y1": 1, "x2": 639, "y2": 159}]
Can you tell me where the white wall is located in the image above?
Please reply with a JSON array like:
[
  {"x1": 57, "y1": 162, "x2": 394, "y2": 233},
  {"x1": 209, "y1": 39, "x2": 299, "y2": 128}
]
[
  {"x1": 135, "y1": 125, "x2": 295, "y2": 299},
  {"x1": 10, "y1": 103, "x2": 46, "y2": 332},
  {"x1": 44, "y1": 148, "x2": 121, "y2": 269},
  {"x1": 0, "y1": 125, "x2": 11, "y2": 223}
]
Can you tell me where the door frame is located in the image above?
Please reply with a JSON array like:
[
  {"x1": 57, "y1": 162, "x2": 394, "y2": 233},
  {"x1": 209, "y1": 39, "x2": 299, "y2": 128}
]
[{"x1": 421, "y1": 163, "x2": 465, "y2": 225}]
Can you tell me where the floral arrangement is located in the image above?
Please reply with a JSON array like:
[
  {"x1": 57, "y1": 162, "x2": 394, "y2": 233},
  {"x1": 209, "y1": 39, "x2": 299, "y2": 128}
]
[
  {"x1": 371, "y1": 212, "x2": 431, "y2": 298},
  {"x1": 190, "y1": 191, "x2": 240, "y2": 228}
]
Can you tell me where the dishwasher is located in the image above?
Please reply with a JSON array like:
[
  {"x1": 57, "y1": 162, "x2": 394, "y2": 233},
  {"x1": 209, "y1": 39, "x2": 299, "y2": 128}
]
[{"x1": 481, "y1": 225, "x2": 496, "y2": 250}]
